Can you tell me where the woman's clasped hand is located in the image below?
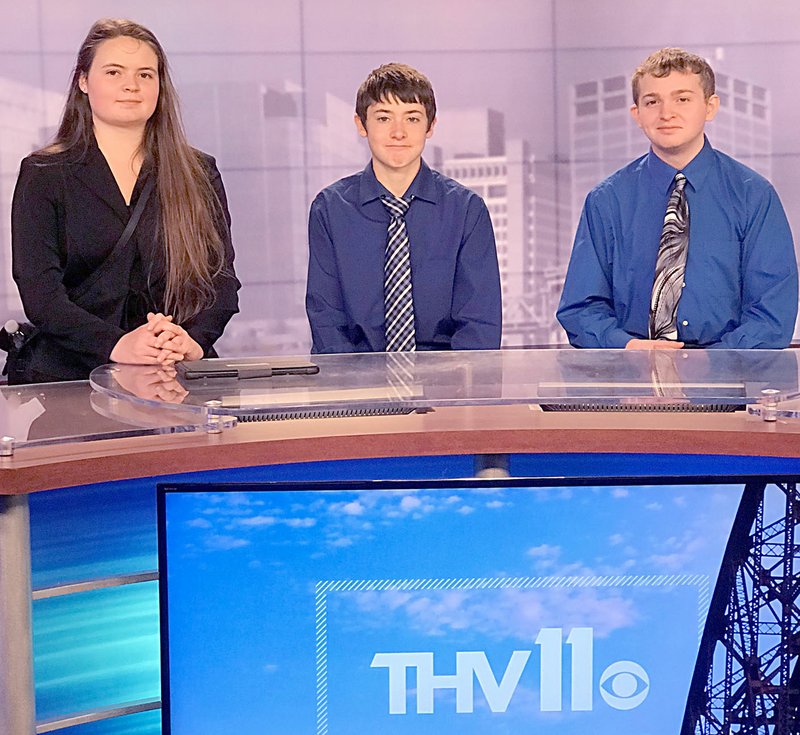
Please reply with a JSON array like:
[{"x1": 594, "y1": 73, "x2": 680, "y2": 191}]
[{"x1": 109, "y1": 313, "x2": 203, "y2": 365}]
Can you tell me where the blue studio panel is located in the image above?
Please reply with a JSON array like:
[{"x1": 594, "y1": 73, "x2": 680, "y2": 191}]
[{"x1": 28, "y1": 453, "x2": 800, "y2": 733}]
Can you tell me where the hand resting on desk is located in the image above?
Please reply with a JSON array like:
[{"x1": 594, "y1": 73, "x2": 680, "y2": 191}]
[{"x1": 110, "y1": 312, "x2": 203, "y2": 365}]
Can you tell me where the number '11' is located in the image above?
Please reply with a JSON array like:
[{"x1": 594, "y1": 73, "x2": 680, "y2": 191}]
[{"x1": 535, "y1": 627, "x2": 593, "y2": 711}]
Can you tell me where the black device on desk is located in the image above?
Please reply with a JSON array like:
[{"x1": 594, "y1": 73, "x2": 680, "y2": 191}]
[{"x1": 177, "y1": 357, "x2": 320, "y2": 381}]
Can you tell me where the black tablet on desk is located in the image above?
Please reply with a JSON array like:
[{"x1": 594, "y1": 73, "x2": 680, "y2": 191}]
[{"x1": 177, "y1": 357, "x2": 319, "y2": 380}]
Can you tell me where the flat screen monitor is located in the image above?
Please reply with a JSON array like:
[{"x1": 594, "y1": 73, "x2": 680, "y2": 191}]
[{"x1": 157, "y1": 476, "x2": 765, "y2": 734}]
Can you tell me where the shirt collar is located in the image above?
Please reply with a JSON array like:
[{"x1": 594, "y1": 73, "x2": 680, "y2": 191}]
[
  {"x1": 359, "y1": 159, "x2": 438, "y2": 205},
  {"x1": 645, "y1": 135, "x2": 714, "y2": 193}
]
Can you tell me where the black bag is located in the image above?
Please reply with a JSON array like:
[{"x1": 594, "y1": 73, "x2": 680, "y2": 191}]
[{"x1": 0, "y1": 320, "x2": 38, "y2": 362}]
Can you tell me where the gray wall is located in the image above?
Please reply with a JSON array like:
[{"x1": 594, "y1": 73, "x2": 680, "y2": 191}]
[{"x1": 2, "y1": 0, "x2": 799, "y2": 353}]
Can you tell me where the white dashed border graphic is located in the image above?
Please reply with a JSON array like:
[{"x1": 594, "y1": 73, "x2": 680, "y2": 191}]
[{"x1": 314, "y1": 573, "x2": 710, "y2": 734}]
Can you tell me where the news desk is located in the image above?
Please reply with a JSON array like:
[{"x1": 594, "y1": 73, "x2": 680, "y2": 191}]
[{"x1": 2, "y1": 349, "x2": 800, "y2": 734}]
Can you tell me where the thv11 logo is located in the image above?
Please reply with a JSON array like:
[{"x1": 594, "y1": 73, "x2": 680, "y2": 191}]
[{"x1": 371, "y1": 627, "x2": 649, "y2": 714}]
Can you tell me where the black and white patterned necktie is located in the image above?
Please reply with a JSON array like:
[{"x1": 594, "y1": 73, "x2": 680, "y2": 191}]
[
  {"x1": 381, "y1": 194, "x2": 416, "y2": 352},
  {"x1": 650, "y1": 172, "x2": 689, "y2": 340},
  {"x1": 385, "y1": 351, "x2": 417, "y2": 399}
]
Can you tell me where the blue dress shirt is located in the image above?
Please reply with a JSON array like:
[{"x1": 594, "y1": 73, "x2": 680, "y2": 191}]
[
  {"x1": 306, "y1": 160, "x2": 502, "y2": 353},
  {"x1": 557, "y1": 139, "x2": 798, "y2": 348}
]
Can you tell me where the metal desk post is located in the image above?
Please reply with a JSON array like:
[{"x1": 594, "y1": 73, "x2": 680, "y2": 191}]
[{"x1": 0, "y1": 493, "x2": 35, "y2": 734}]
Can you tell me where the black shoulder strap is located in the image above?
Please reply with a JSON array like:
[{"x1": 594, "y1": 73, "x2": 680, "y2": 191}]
[
  {"x1": 117, "y1": 175, "x2": 155, "y2": 253},
  {"x1": 69, "y1": 176, "x2": 155, "y2": 307}
]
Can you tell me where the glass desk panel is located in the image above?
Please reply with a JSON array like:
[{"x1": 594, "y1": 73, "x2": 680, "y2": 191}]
[
  {"x1": 0, "y1": 380, "x2": 203, "y2": 452},
  {"x1": 89, "y1": 349, "x2": 800, "y2": 418}
]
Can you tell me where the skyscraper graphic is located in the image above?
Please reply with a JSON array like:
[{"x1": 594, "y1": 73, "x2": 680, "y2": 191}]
[
  {"x1": 180, "y1": 82, "x2": 372, "y2": 354},
  {"x1": 438, "y1": 110, "x2": 563, "y2": 346},
  {"x1": 712, "y1": 72, "x2": 772, "y2": 179},
  {"x1": 440, "y1": 142, "x2": 533, "y2": 345},
  {"x1": 569, "y1": 74, "x2": 637, "y2": 230}
]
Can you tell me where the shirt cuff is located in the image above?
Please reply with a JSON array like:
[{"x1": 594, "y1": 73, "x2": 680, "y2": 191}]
[{"x1": 605, "y1": 328, "x2": 637, "y2": 349}]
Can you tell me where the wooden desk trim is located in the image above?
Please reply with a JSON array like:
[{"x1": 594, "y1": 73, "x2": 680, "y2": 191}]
[{"x1": 2, "y1": 405, "x2": 800, "y2": 495}]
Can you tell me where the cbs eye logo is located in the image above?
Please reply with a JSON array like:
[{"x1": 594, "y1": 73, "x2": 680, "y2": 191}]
[{"x1": 599, "y1": 660, "x2": 650, "y2": 710}]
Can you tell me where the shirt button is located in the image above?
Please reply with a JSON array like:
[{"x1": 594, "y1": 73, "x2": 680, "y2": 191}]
[{"x1": 681, "y1": 320, "x2": 689, "y2": 326}]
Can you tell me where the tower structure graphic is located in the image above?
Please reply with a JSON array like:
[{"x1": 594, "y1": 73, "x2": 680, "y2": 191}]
[{"x1": 683, "y1": 480, "x2": 800, "y2": 734}]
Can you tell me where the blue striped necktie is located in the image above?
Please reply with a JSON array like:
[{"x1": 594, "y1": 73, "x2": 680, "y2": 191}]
[
  {"x1": 650, "y1": 172, "x2": 689, "y2": 340},
  {"x1": 381, "y1": 194, "x2": 416, "y2": 352}
]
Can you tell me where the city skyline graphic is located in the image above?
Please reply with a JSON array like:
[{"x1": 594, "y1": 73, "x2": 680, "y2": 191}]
[{"x1": 1, "y1": 1, "x2": 799, "y2": 355}]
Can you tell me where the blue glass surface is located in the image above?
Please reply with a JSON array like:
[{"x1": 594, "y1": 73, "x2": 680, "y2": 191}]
[
  {"x1": 55, "y1": 709, "x2": 161, "y2": 735},
  {"x1": 511, "y1": 452, "x2": 800, "y2": 478},
  {"x1": 33, "y1": 583, "x2": 159, "y2": 721}
]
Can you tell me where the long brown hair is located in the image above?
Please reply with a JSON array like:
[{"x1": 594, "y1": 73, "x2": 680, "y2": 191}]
[{"x1": 41, "y1": 18, "x2": 226, "y2": 322}]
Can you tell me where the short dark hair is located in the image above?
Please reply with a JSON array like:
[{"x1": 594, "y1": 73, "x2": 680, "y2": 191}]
[
  {"x1": 355, "y1": 63, "x2": 436, "y2": 130},
  {"x1": 631, "y1": 48, "x2": 715, "y2": 104}
]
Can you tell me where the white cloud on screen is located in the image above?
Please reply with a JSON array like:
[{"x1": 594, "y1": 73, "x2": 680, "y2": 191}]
[
  {"x1": 647, "y1": 531, "x2": 707, "y2": 572},
  {"x1": 639, "y1": 485, "x2": 742, "y2": 574},
  {"x1": 524, "y1": 543, "x2": 605, "y2": 577},
  {"x1": 238, "y1": 515, "x2": 278, "y2": 527},
  {"x1": 400, "y1": 495, "x2": 423, "y2": 512},
  {"x1": 346, "y1": 585, "x2": 636, "y2": 641},
  {"x1": 285, "y1": 517, "x2": 316, "y2": 528},
  {"x1": 189, "y1": 484, "x2": 741, "y2": 573},
  {"x1": 205, "y1": 534, "x2": 250, "y2": 550},
  {"x1": 341, "y1": 500, "x2": 365, "y2": 516},
  {"x1": 187, "y1": 518, "x2": 212, "y2": 528},
  {"x1": 527, "y1": 543, "x2": 560, "y2": 558}
]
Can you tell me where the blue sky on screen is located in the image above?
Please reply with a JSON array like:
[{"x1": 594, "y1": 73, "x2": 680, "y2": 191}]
[{"x1": 163, "y1": 483, "x2": 742, "y2": 734}]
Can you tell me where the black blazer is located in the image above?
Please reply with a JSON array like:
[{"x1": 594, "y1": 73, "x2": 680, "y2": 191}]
[{"x1": 10, "y1": 140, "x2": 240, "y2": 382}]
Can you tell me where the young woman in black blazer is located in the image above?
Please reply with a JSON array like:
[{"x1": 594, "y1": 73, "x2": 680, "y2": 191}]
[{"x1": 10, "y1": 18, "x2": 240, "y2": 384}]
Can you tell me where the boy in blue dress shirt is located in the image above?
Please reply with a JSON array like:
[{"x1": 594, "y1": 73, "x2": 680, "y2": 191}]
[
  {"x1": 557, "y1": 48, "x2": 797, "y2": 349},
  {"x1": 305, "y1": 63, "x2": 502, "y2": 353}
]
